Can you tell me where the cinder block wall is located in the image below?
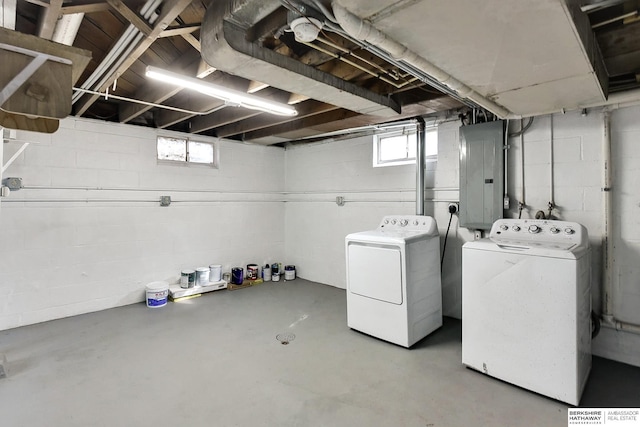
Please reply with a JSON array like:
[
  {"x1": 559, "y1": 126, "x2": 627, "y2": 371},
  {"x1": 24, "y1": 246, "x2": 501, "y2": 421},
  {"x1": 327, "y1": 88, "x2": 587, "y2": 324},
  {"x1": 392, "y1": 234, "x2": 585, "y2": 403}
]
[
  {"x1": 284, "y1": 107, "x2": 640, "y2": 366},
  {"x1": 0, "y1": 117, "x2": 285, "y2": 331}
]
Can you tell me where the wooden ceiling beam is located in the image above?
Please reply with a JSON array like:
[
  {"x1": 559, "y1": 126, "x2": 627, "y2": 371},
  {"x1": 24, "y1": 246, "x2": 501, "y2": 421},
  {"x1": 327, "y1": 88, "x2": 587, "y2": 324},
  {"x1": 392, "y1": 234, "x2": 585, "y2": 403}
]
[
  {"x1": 243, "y1": 108, "x2": 361, "y2": 141},
  {"x1": 189, "y1": 109, "x2": 262, "y2": 134},
  {"x1": 159, "y1": 24, "x2": 200, "y2": 38},
  {"x1": 61, "y1": 1, "x2": 111, "y2": 15},
  {"x1": 74, "y1": 0, "x2": 192, "y2": 116},
  {"x1": 106, "y1": 0, "x2": 152, "y2": 36},
  {"x1": 36, "y1": 0, "x2": 62, "y2": 40},
  {"x1": 215, "y1": 100, "x2": 338, "y2": 138}
]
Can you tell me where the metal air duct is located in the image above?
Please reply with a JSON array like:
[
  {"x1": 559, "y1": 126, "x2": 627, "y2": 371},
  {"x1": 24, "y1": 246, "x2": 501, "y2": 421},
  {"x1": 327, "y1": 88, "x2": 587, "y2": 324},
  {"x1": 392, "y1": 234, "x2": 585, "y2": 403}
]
[{"x1": 200, "y1": 0, "x2": 400, "y2": 117}]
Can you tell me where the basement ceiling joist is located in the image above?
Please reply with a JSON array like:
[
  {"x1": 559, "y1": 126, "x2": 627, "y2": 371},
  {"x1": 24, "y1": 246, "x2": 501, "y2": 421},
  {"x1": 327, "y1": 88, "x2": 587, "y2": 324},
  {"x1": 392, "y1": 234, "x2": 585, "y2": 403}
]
[{"x1": 5, "y1": 0, "x2": 640, "y2": 143}]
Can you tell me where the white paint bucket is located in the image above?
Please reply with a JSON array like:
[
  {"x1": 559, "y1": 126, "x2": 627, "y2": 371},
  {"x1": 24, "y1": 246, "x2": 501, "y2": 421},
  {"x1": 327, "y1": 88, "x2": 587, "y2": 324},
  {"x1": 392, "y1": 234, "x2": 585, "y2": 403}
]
[
  {"x1": 209, "y1": 264, "x2": 222, "y2": 282},
  {"x1": 196, "y1": 268, "x2": 209, "y2": 286},
  {"x1": 146, "y1": 281, "x2": 169, "y2": 308}
]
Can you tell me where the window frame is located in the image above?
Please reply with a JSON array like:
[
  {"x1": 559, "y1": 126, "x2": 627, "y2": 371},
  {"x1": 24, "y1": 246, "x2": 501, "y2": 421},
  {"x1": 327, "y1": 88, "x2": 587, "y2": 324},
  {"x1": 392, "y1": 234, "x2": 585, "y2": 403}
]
[
  {"x1": 156, "y1": 135, "x2": 218, "y2": 168},
  {"x1": 373, "y1": 126, "x2": 438, "y2": 167}
]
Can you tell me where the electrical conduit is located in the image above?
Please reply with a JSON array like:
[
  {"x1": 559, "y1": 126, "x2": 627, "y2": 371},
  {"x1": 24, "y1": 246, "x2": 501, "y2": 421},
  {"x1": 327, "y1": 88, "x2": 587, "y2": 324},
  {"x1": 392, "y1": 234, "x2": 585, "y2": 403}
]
[
  {"x1": 331, "y1": 2, "x2": 511, "y2": 119},
  {"x1": 416, "y1": 117, "x2": 425, "y2": 215}
]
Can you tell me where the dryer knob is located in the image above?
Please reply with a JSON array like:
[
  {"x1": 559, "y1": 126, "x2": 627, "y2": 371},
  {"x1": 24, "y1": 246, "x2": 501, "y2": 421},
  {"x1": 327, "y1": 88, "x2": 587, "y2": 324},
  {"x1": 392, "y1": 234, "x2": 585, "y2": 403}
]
[
  {"x1": 391, "y1": 219, "x2": 397, "y2": 225},
  {"x1": 400, "y1": 219, "x2": 408, "y2": 227},
  {"x1": 528, "y1": 225, "x2": 541, "y2": 234},
  {"x1": 512, "y1": 225, "x2": 521, "y2": 232},
  {"x1": 384, "y1": 219, "x2": 389, "y2": 224},
  {"x1": 499, "y1": 224, "x2": 508, "y2": 231},
  {"x1": 550, "y1": 227, "x2": 560, "y2": 234},
  {"x1": 413, "y1": 220, "x2": 419, "y2": 226},
  {"x1": 564, "y1": 228, "x2": 575, "y2": 235}
]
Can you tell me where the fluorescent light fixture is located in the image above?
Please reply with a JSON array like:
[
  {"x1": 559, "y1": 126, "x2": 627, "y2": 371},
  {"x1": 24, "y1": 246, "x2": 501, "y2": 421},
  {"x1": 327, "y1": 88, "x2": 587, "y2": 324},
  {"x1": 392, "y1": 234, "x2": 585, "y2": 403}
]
[{"x1": 145, "y1": 66, "x2": 298, "y2": 117}]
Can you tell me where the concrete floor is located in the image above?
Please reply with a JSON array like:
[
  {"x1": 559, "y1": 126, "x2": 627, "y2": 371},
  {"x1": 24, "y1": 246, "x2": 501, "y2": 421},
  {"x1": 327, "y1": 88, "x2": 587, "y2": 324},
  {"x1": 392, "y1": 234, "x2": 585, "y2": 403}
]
[{"x1": 0, "y1": 279, "x2": 639, "y2": 427}]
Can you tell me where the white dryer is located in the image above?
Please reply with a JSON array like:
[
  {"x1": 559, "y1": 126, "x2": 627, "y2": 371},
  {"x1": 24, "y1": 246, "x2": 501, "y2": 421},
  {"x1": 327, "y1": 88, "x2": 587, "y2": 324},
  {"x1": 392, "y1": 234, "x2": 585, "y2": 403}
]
[
  {"x1": 462, "y1": 219, "x2": 591, "y2": 405},
  {"x1": 345, "y1": 215, "x2": 442, "y2": 348}
]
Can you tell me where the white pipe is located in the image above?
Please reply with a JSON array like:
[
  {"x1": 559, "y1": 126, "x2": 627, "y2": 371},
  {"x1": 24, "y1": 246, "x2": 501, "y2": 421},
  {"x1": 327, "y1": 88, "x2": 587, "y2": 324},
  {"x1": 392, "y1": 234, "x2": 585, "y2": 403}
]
[
  {"x1": 549, "y1": 114, "x2": 555, "y2": 214},
  {"x1": 602, "y1": 110, "x2": 614, "y2": 321},
  {"x1": 519, "y1": 119, "x2": 525, "y2": 216},
  {"x1": 331, "y1": 2, "x2": 511, "y2": 118},
  {"x1": 599, "y1": 110, "x2": 640, "y2": 335},
  {"x1": 52, "y1": 13, "x2": 84, "y2": 46},
  {"x1": 416, "y1": 117, "x2": 425, "y2": 215}
]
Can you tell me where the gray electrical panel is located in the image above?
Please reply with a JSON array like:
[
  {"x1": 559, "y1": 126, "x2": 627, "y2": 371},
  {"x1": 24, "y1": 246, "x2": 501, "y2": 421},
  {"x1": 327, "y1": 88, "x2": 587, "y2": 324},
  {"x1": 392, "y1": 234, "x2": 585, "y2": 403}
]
[{"x1": 459, "y1": 120, "x2": 504, "y2": 230}]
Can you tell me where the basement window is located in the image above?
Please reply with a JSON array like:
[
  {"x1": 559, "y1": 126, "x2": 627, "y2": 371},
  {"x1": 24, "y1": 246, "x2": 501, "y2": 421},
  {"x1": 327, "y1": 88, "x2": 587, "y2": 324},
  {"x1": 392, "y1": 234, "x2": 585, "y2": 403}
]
[
  {"x1": 373, "y1": 126, "x2": 437, "y2": 167},
  {"x1": 157, "y1": 136, "x2": 217, "y2": 167}
]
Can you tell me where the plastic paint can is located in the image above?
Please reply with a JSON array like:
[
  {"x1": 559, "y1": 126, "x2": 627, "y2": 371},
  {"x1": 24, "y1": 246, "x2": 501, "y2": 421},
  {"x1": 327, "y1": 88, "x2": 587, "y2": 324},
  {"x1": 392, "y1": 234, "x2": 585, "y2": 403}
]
[
  {"x1": 180, "y1": 270, "x2": 196, "y2": 289},
  {"x1": 263, "y1": 264, "x2": 271, "y2": 282},
  {"x1": 196, "y1": 267, "x2": 210, "y2": 286},
  {"x1": 146, "y1": 281, "x2": 169, "y2": 308},
  {"x1": 231, "y1": 267, "x2": 244, "y2": 285},
  {"x1": 284, "y1": 265, "x2": 296, "y2": 281},
  {"x1": 209, "y1": 264, "x2": 222, "y2": 282},
  {"x1": 246, "y1": 264, "x2": 259, "y2": 280}
]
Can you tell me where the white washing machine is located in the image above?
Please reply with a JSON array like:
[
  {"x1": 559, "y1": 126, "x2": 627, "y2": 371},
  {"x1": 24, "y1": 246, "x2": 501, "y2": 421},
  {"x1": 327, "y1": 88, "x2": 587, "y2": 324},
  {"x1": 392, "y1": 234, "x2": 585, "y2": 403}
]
[
  {"x1": 462, "y1": 219, "x2": 591, "y2": 405},
  {"x1": 345, "y1": 215, "x2": 442, "y2": 348}
]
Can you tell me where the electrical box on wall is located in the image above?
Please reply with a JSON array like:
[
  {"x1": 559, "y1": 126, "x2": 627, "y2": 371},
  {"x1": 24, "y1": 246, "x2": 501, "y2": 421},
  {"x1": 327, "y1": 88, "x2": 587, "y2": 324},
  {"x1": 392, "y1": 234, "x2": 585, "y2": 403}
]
[{"x1": 459, "y1": 120, "x2": 504, "y2": 230}]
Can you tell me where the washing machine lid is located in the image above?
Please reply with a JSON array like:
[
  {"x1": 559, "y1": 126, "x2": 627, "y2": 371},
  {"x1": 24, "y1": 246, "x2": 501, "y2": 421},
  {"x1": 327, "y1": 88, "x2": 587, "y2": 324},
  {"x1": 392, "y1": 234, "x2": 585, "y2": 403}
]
[{"x1": 464, "y1": 219, "x2": 590, "y2": 259}]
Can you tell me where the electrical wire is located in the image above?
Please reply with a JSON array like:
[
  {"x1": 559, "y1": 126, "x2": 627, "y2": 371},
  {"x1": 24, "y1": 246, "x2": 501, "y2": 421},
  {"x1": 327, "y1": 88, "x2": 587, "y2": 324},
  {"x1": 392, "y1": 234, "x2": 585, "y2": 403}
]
[
  {"x1": 509, "y1": 116, "x2": 534, "y2": 138},
  {"x1": 441, "y1": 212, "x2": 454, "y2": 270}
]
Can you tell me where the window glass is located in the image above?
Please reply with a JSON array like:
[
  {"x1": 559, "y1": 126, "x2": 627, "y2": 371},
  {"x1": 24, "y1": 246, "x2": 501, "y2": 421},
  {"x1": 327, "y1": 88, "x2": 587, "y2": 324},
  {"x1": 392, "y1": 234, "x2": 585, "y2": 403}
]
[
  {"x1": 157, "y1": 136, "x2": 186, "y2": 161},
  {"x1": 188, "y1": 141, "x2": 214, "y2": 165}
]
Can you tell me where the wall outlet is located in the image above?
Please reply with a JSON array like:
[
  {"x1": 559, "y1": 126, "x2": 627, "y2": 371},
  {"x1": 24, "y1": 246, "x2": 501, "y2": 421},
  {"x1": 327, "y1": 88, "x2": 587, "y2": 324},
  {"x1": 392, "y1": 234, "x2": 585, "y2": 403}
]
[
  {"x1": 474, "y1": 230, "x2": 483, "y2": 240},
  {"x1": 160, "y1": 196, "x2": 171, "y2": 206},
  {"x1": 503, "y1": 195, "x2": 510, "y2": 209},
  {"x1": 336, "y1": 196, "x2": 345, "y2": 206},
  {"x1": 448, "y1": 203, "x2": 459, "y2": 214}
]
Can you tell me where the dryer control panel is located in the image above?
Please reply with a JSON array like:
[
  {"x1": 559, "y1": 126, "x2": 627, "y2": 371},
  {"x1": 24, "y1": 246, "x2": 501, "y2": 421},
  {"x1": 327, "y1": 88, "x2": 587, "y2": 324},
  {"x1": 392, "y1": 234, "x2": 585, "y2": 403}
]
[
  {"x1": 489, "y1": 219, "x2": 588, "y2": 249},
  {"x1": 378, "y1": 215, "x2": 437, "y2": 234}
]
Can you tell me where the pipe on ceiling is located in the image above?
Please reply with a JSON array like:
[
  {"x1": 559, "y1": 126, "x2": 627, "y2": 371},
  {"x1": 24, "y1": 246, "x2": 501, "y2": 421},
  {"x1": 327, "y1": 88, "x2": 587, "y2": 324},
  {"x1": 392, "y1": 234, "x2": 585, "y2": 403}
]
[
  {"x1": 200, "y1": 0, "x2": 401, "y2": 117},
  {"x1": 331, "y1": 2, "x2": 511, "y2": 119}
]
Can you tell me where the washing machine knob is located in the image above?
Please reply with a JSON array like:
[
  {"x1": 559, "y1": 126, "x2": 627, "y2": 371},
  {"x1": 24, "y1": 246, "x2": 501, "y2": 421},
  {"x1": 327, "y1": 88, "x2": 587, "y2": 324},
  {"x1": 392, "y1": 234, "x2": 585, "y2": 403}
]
[
  {"x1": 564, "y1": 227, "x2": 575, "y2": 235},
  {"x1": 528, "y1": 225, "x2": 541, "y2": 234},
  {"x1": 550, "y1": 227, "x2": 560, "y2": 234},
  {"x1": 499, "y1": 224, "x2": 508, "y2": 231},
  {"x1": 400, "y1": 219, "x2": 408, "y2": 227},
  {"x1": 512, "y1": 225, "x2": 521, "y2": 232},
  {"x1": 384, "y1": 219, "x2": 389, "y2": 224},
  {"x1": 413, "y1": 220, "x2": 419, "y2": 226},
  {"x1": 391, "y1": 219, "x2": 397, "y2": 225}
]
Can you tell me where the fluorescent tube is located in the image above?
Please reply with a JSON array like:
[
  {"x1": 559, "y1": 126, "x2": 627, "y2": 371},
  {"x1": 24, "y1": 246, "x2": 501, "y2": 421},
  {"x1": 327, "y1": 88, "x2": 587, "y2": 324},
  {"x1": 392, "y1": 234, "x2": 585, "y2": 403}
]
[{"x1": 145, "y1": 66, "x2": 298, "y2": 117}]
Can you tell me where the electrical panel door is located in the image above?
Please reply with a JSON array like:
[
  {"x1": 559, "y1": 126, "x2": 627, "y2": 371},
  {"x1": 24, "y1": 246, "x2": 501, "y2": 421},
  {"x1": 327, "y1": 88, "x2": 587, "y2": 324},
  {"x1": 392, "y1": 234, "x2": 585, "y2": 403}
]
[{"x1": 459, "y1": 120, "x2": 504, "y2": 230}]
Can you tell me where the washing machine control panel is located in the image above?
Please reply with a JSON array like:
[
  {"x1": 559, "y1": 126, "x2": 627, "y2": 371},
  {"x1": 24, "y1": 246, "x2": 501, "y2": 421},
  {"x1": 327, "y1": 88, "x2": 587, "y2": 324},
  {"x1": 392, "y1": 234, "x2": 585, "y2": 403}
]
[
  {"x1": 489, "y1": 219, "x2": 588, "y2": 249},
  {"x1": 379, "y1": 215, "x2": 437, "y2": 233}
]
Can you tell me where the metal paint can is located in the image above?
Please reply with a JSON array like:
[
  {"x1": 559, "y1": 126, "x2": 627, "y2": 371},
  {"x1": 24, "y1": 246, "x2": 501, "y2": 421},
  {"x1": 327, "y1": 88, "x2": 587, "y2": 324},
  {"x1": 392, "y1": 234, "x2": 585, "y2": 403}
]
[
  {"x1": 284, "y1": 265, "x2": 296, "y2": 281},
  {"x1": 246, "y1": 264, "x2": 259, "y2": 280},
  {"x1": 222, "y1": 272, "x2": 231, "y2": 283},
  {"x1": 231, "y1": 267, "x2": 244, "y2": 285},
  {"x1": 180, "y1": 269, "x2": 196, "y2": 288},
  {"x1": 209, "y1": 264, "x2": 222, "y2": 282},
  {"x1": 196, "y1": 267, "x2": 209, "y2": 286}
]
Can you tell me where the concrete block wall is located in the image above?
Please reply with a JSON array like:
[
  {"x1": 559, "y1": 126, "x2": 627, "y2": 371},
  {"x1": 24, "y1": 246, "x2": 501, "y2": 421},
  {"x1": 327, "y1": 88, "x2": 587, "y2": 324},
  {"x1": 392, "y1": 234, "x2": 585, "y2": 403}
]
[
  {"x1": 0, "y1": 117, "x2": 285, "y2": 331},
  {"x1": 284, "y1": 127, "x2": 471, "y2": 318},
  {"x1": 284, "y1": 108, "x2": 640, "y2": 366}
]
